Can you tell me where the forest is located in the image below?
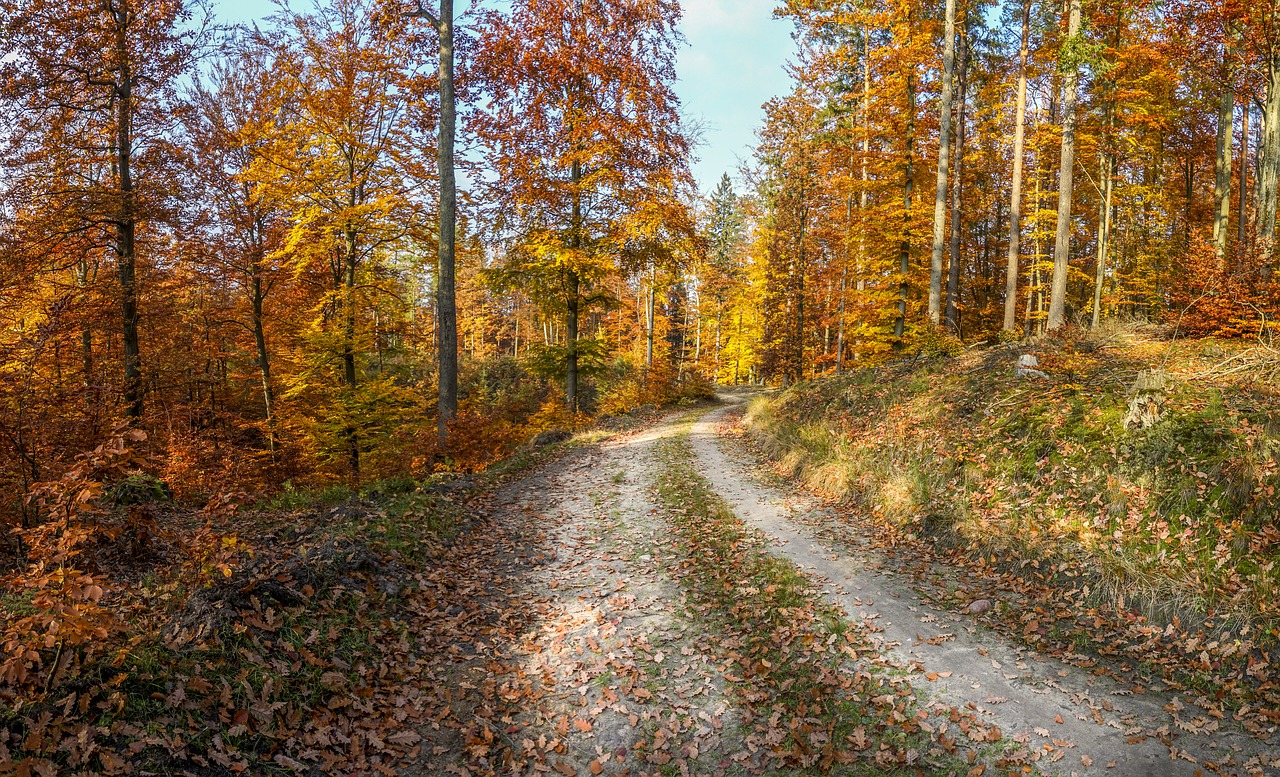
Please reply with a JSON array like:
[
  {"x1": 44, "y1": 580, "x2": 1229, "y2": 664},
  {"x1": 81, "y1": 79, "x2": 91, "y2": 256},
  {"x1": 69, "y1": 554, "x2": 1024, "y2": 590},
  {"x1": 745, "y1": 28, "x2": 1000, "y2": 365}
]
[{"x1": 2, "y1": 0, "x2": 1279, "y2": 775}]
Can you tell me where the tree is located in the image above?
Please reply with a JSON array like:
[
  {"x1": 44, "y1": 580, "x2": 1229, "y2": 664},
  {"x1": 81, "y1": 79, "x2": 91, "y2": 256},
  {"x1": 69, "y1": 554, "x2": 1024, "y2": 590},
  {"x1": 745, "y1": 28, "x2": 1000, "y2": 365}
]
[
  {"x1": 474, "y1": 0, "x2": 694, "y2": 412},
  {"x1": 944, "y1": 18, "x2": 969, "y2": 332},
  {"x1": 701, "y1": 174, "x2": 747, "y2": 379},
  {"x1": 0, "y1": 0, "x2": 204, "y2": 419},
  {"x1": 1003, "y1": 0, "x2": 1033, "y2": 332},
  {"x1": 928, "y1": 0, "x2": 959, "y2": 324},
  {"x1": 1046, "y1": 0, "x2": 1082, "y2": 331},
  {"x1": 252, "y1": 0, "x2": 429, "y2": 477},
  {"x1": 184, "y1": 49, "x2": 289, "y2": 451},
  {"x1": 408, "y1": 0, "x2": 459, "y2": 441}
]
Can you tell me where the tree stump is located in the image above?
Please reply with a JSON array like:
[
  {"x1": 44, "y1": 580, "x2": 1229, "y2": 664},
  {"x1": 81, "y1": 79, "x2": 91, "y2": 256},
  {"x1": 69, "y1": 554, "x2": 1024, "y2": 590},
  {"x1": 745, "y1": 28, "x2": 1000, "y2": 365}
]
[
  {"x1": 1124, "y1": 368, "x2": 1169, "y2": 429},
  {"x1": 1015, "y1": 353, "x2": 1048, "y2": 379}
]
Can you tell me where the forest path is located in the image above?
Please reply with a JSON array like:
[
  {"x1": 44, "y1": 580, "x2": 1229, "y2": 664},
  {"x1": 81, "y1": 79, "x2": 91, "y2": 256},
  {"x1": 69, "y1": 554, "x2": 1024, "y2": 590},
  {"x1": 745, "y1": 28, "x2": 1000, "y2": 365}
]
[
  {"x1": 412, "y1": 416, "x2": 755, "y2": 777},
  {"x1": 411, "y1": 402, "x2": 1278, "y2": 777},
  {"x1": 695, "y1": 396, "x2": 1278, "y2": 777}
]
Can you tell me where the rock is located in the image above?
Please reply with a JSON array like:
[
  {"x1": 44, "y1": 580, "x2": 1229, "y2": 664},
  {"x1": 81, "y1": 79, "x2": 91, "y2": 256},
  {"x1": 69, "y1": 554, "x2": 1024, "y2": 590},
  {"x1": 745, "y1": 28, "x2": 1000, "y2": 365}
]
[
  {"x1": 532, "y1": 428, "x2": 572, "y2": 448},
  {"x1": 1015, "y1": 353, "x2": 1049, "y2": 379},
  {"x1": 965, "y1": 599, "x2": 993, "y2": 615},
  {"x1": 1123, "y1": 368, "x2": 1169, "y2": 430}
]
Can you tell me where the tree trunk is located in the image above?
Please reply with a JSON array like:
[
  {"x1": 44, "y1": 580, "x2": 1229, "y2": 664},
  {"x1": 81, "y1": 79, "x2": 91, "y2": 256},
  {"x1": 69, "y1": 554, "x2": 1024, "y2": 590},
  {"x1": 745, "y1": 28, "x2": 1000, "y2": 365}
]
[
  {"x1": 794, "y1": 200, "x2": 808, "y2": 384},
  {"x1": 250, "y1": 250, "x2": 276, "y2": 453},
  {"x1": 646, "y1": 266, "x2": 656, "y2": 367},
  {"x1": 435, "y1": 0, "x2": 458, "y2": 440},
  {"x1": 1027, "y1": 143, "x2": 1044, "y2": 335},
  {"x1": 714, "y1": 297, "x2": 722, "y2": 378},
  {"x1": 1003, "y1": 0, "x2": 1031, "y2": 332},
  {"x1": 1240, "y1": 99, "x2": 1250, "y2": 247},
  {"x1": 343, "y1": 223, "x2": 359, "y2": 478},
  {"x1": 112, "y1": 8, "x2": 142, "y2": 420},
  {"x1": 1092, "y1": 105, "x2": 1115, "y2": 329},
  {"x1": 1046, "y1": 0, "x2": 1082, "y2": 330},
  {"x1": 928, "y1": 0, "x2": 957, "y2": 324},
  {"x1": 566, "y1": 154, "x2": 582, "y2": 412},
  {"x1": 734, "y1": 308, "x2": 742, "y2": 383},
  {"x1": 566, "y1": 269, "x2": 580, "y2": 411},
  {"x1": 1258, "y1": 55, "x2": 1280, "y2": 260},
  {"x1": 895, "y1": 71, "x2": 916, "y2": 346},
  {"x1": 836, "y1": 195, "x2": 851, "y2": 375},
  {"x1": 1212, "y1": 75, "x2": 1234, "y2": 264},
  {"x1": 944, "y1": 24, "x2": 968, "y2": 332},
  {"x1": 77, "y1": 258, "x2": 95, "y2": 416}
]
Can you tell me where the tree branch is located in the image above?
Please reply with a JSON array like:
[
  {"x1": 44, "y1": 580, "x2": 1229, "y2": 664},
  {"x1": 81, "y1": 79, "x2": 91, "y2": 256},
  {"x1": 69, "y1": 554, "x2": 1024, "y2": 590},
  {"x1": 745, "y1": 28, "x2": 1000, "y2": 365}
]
[{"x1": 406, "y1": 1, "x2": 441, "y2": 29}]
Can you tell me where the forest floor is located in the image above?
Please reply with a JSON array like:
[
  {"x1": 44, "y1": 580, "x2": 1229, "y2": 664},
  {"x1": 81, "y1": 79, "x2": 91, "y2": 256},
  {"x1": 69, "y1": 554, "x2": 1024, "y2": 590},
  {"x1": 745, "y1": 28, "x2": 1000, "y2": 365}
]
[{"x1": 402, "y1": 397, "x2": 1280, "y2": 777}]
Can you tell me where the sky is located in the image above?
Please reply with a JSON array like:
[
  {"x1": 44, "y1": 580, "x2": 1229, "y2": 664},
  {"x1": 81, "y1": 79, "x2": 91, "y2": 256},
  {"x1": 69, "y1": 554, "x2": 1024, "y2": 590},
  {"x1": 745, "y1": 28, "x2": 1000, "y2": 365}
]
[{"x1": 210, "y1": 0, "x2": 796, "y2": 195}]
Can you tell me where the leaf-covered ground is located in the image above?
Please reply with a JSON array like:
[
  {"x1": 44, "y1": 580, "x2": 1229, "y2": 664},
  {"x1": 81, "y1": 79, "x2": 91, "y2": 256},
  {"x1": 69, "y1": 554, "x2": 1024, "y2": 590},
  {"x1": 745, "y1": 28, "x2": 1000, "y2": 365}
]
[{"x1": 10, "y1": 357, "x2": 1280, "y2": 776}]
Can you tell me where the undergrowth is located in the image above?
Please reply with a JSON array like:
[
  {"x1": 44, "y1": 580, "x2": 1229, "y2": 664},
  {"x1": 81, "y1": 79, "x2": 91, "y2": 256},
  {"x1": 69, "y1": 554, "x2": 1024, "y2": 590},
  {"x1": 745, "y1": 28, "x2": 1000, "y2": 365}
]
[
  {"x1": 744, "y1": 326, "x2": 1280, "y2": 729},
  {"x1": 0, "y1": 423, "x2": 596, "y2": 775}
]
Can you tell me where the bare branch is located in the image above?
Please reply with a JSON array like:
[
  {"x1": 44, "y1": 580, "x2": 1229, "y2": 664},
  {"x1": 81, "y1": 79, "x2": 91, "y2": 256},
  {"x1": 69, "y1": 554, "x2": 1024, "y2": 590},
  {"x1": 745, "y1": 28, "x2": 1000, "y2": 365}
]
[{"x1": 406, "y1": 1, "x2": 441, "y2": 29}]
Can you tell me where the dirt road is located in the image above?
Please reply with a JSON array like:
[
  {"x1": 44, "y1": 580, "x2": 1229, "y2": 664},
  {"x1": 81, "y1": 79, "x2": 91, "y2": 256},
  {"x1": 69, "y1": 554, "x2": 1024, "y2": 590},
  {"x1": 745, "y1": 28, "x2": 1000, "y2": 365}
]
[{"x1": 410, "y1": 402, "x2": 1280, "y2": 777}]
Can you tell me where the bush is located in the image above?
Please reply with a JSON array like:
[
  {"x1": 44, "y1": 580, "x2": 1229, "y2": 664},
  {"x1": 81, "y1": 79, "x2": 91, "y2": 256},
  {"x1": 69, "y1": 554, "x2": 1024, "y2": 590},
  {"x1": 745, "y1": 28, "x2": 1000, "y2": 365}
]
[{"x1": 108, "y1": 474, "x2": 173, "y2": 506}]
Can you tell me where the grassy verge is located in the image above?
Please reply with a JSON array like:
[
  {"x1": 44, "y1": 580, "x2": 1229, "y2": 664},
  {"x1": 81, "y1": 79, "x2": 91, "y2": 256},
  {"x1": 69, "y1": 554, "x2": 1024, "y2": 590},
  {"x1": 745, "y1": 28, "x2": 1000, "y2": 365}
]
[
  {"x1": 650, "y1": 421, "x2": 1019, "y2": 775},
  {"x1": 742, "y1": 329, "x2": 1280, "y2": 728}
]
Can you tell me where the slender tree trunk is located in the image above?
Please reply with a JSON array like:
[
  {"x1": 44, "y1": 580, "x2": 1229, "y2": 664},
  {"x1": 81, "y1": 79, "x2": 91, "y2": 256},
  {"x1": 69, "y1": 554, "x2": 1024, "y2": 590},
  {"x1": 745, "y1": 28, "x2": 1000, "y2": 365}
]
[
  {"x1": 1213, "y1": 77, "x2": 1235, "y2": 264},
  {"x1": 1240, "y1": 100, "x2": 1251, "y2": 247},
  {"x1": 343, "y1": 224, "x2": 359, "y2": 477},
  {"x1": 1184, "y1": 154, "x2": 1195, "y2": 245},
  {"x1": 1092, "y1": 107, "x2": 1115, "y2": 329},
  {"x1": 713, "y1": 297, "x2": 722, "y2": 379},
  {"x1": 1258, "y1": 56, "x2": 1280, "y2": 260},
  {"x1": 435, "y1": 0, "x2": 458, "y2": 440},
  {"x1": 836, "y1": 195, "x2": 851, "y2": 375},
  {"x1": 77, "y1": 258, "x2": 94, "y2": 404},
  {"x1": 250, "y1": 251, "x2": 276, "y2": 454},
  {"x1": 734, "y1": 308, "x2": 743, "y2": 383},
  {"x1": 944, "y1": 24, "x2": 968, "y2": 332},
  {"x1": 566, "y1": 270, "x2": 580, "y2": 410},
  {"x1": 1027, "y1": 147, "x2": 1043, "y2": 334},
  {"x1": 566, "y1": 154, "x2": 583, "y2": 411},
  {"x1": 112, "y1": 9, "x2": 142, "y2": 420},
  {"x1": 928, "y1": 0, "x2": 957, "y2": 324},
  {"x1": 794, "y1": 200, "x2": 808, "y2": 383},
  {"x1": 1047, "y1": 0, "x2": 1082, "y2": 330},
  {"x1": 646, "y1": 265, "x2": 656, "y2": 367},
  {"x1": 895, "y1": 71, "x2": 916, "y2": 346},
  {"x1": 693, "y1": 301, "x2": 701, "y2": 366},
  {"x1": 1003, "y1": 0, "x2": 1031, "y2": 332}
]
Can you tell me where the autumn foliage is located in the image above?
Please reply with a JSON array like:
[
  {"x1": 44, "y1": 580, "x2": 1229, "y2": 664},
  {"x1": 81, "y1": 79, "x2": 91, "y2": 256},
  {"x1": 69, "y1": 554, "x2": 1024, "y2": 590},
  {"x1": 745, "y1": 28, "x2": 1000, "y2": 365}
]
[{"x1": 3, "y1": 0, "x2": 1280, "y2": 772}]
